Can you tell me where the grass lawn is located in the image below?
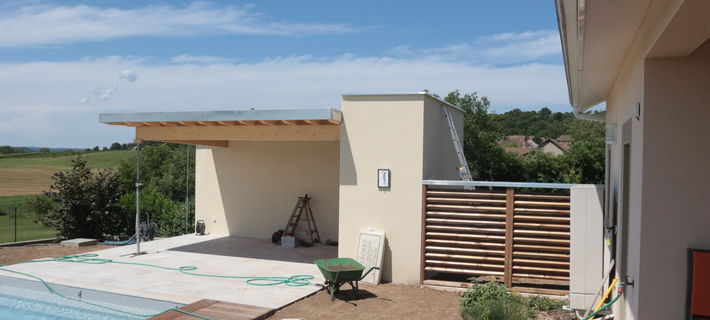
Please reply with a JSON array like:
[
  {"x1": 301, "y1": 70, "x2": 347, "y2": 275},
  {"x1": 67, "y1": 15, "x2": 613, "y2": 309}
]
[
  {"x1": 0, "y1": 195, "x2": 58, "y2": 244},
  {"x1": 0, "y1": 151, "x2": 132, "y2": 196}
]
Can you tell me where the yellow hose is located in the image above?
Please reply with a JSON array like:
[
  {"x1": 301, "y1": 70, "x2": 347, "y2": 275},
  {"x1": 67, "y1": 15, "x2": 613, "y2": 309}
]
[{"x1": 593, "y1": 277, "x2": 619, "y2": 314}]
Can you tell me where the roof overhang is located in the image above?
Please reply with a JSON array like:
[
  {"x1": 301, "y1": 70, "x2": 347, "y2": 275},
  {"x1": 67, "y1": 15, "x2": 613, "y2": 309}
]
[
  {"x1": 99, "y1": 108, "x2": 342, "y2": 147},
  {"x1": 556, "y1": 0, "x2": 710, "y2": 111},
  {"x1": 556, "y1": 0, "x2": 653, "y2": 111}
]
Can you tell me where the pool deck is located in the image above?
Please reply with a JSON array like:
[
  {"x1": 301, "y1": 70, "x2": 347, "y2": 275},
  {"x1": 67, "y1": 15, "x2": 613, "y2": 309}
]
[{"x1": 0, "y1": 234, "x2": 338, "y2": 312}]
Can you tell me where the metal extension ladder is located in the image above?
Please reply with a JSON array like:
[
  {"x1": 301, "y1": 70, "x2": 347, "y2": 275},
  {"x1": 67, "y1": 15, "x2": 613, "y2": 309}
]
[{"x1": 442, "y1": 105, "x2": 473, "y2": 183}]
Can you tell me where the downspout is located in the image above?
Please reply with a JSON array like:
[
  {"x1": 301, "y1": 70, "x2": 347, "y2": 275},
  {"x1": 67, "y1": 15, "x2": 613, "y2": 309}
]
[{"x1": 572, "y1": 105, "x2": 605, "y2": 122}]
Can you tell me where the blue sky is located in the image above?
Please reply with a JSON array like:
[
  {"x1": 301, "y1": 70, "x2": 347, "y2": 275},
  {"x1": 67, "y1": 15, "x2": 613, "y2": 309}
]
[{"x1": 0, "y1": 1, "x2": 568, "y2": 148}]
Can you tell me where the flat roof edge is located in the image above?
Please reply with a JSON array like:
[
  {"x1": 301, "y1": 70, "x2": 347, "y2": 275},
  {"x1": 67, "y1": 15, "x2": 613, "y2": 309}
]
[
  {"x1": 342, "y1": 92, "x2": 463, "y2": 112},
  {"x1": 99, "y1": 108, "x2": 341, "y2": 123}
]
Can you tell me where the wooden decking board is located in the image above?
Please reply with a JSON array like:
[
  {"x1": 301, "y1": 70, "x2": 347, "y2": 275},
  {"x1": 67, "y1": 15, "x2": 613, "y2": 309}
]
[{"x1": 149, "y1": 299, "x2": 273, "y2": 320}]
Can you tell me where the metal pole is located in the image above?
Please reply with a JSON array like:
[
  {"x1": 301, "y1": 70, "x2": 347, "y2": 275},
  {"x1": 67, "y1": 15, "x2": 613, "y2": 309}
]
[
  {"x1": 14, "y1": 207, "x2": 17, "y2": 242},
  {"x1": 185, "y1": 145, "x2": 189, "y2": 234},
  {"x1": 135, "y1": 143, "x2": 142, "y2": 255}
]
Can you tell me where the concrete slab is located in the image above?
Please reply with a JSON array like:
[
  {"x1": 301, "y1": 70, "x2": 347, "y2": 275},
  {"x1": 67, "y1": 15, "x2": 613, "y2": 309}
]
[
  {"x1": 2, "y1": 235, "x2": 338, "y2": 310},
  {"x1": 60, "y1": 238, "x2": 98, "y2": 247}
]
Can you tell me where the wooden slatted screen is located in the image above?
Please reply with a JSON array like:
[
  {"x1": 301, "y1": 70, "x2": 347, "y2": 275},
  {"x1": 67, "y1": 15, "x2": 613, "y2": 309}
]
[{"x1": 423, "y1": 186, "x2": 570, "y2": 294}]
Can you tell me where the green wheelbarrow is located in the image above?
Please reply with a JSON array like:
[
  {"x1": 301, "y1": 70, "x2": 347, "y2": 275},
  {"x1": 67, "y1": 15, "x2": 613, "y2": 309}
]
[{"x1": 313, "y1": 258, "x2": 379, "y2": 301}]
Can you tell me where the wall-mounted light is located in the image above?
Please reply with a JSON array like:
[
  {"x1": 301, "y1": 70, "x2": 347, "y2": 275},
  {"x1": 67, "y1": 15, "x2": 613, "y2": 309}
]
[{"x1": 377, "y1": 169, "x2": 390, "y2": 189}]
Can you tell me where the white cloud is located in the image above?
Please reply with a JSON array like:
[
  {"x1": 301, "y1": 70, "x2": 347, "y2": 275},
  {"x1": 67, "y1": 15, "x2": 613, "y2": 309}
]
[
  {"x1": 0, "y1": 2, "x2": 359, "y2": 47},
  {"x1": 171, "y1": 54, "x2": 236, "y2": 64},
  {"x1": 0, "y1": 54, "x2": 566, "y2": 143},
  {"x1": 119, "y1": 69, "x2": 138, "y2": 82},
  {"x1": 414, "y1": 29, "x2": 561, "y2": 65}
]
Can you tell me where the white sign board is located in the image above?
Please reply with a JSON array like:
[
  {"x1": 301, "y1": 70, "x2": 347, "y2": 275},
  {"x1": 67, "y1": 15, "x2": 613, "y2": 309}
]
[{"x1": 355, "y1": 229, "x2": 385, "y2": 284}]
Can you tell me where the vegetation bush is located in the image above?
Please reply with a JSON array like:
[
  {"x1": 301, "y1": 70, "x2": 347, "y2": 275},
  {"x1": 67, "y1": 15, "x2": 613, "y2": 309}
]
[
  {"x1": 460, "y1": 282, "x2": 566, "y2": 320},
  {"x1": 460, "y1": 282, "x2": 528, "y2": 320},
  {"x1": 28, "y1": 157, "x2": 129, "y2": 239}
]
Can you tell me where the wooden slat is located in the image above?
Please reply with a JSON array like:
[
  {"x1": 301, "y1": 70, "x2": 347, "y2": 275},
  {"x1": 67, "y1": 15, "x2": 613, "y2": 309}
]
[
  {"x1": 514, "y1": 194, "x2": 570, "y2": 200},
  {"x1": 425, "y1": 252, "x2": 505, "y2": 262},
  {"x1": 426, "y1": 232, "x2": 505, "y2": 241},
  {"x1": 514, "y1": 229, "x2": 570, "y2": 236},
  {"x1": 515, "y1": 207, "x2": 570, "y2": 214},
  {"x1": 426, "y1": 218, "x2": 505, "y2": 226},
  {"x1": 427, "y1": 212, "x2": 506, "y2": 221},
  {"x1": 426, "y1": 225, "x2": 504, "y2": 234},
  {"x1": 425, "y1": 266, "x2": 504, "y2": 276},
  {"x1": 514, "y1": 243, "x2": 569, "y2": 252},
  {"x1": 514, "y1": 222, "x2": 570, "y2": 230},
  {"x1": 426, "y1": 259, "x2": 504, "y2": 270},
  {"x1": 514, "y1": 215, "x2": 570, "y2": 222},
  {"x1": 426, "y1": 190, "x2": 507, "y2": 198},
  {"x1": 425, "y1": 246, "x2": 504, "y2": 255},
  {"x1": 514, "y1": 237, "x2": 571, "y2": 245},
  {"x1": 426, "y1": 239, "x2": 504, "y2": 248},
  {"x1": 511, "y1": 286, "x2": 569, "y2": 296},
  {"x1": 427, "y1": 197, "x2": 506, "y2": 204},
  {"x1": 512, "y1": 273, "x2": 570, "y2": 281},
  {"x1": 513, "y1": 265, "x2": 569, "y2": 274},
  {"x1": 514, "y1": 200, "x2": 570, "y2": 207},
  {"x1": 426, "y1": 204, "x2": 507, "y2": 212},
  {"x1": 513, "y1": 251, "x2": 569, "y2": 259},
  {"x1": 512, "y1": 277, "x2": 570, "y2": 286},
  {"x1": 513, "y1": 258, "x2": 570, "y2": 267}
]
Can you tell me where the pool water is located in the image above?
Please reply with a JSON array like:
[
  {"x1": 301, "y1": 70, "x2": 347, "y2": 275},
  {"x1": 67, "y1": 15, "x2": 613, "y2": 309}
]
[{"x1": 0, "y1": 285, "x2": 158, "y2": 320}]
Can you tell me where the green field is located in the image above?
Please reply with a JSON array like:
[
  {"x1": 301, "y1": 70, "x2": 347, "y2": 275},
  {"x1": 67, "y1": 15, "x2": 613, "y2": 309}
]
[
  {"x1": 0, "y1": 152, "x2": 131, "y2": 243},
  {"x1": 0, "y1": 195, "x2": 57, "y2": 243},
  {"x1": 0, "y1": 150, "x2": 132, "y2": 196}
]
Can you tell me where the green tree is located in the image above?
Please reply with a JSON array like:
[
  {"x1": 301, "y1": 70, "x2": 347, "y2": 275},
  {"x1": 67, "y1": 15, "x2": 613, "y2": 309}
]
[
  {"x1": 444, "y1": 90, "x2": 525, "y2": 181},
  {"x1": 110, "y1": 142, "x2": 122, "y2": 150},
  {"x1": 28, "y1": 157, "x2": 129, "y2": 239},
  {"x1": 564, "y1": 119, "x2": 605, "y2": 184},
  {"x1": 115, "y1": 143, "x2": 195, "y2": 236},
  {"x1": 39, "y1": 147, "x2": 50, "y2": 153}
]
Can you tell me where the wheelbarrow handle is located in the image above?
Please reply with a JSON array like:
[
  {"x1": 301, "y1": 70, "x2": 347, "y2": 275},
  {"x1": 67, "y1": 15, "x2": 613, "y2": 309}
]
[{"x1": 359, "y1": 266, "x2": 380, "y2": 281}]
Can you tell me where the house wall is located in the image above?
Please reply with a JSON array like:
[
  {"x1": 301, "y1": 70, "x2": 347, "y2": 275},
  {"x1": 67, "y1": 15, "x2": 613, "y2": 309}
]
[
  {"x1": 338, "y1": 94, "x2": 426, "y2": 284},
  {"x1": 602, "y1": 3, "x2": 709, "y2": 318},
  {"x1": 636, "y1": 39, "x2": 710, "y2": 319},
  {"x1": 338, "y1": 94, "x2": 460, "y2": 284},
  {"x1": 195, "y1": 141, "x2": 340, "y2": 241},
  {"x1": 422, "y1": 97, "x2": 464, "y2": 181}
]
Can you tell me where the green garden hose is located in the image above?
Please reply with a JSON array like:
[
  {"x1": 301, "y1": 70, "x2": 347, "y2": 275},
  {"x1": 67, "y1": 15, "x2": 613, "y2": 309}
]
[
  {"x1": 583, "y1": 289, "x2": 623, "y2": 320},
  {"x1": 0, "y1": 253, "x2": 318, "y2": 319}
]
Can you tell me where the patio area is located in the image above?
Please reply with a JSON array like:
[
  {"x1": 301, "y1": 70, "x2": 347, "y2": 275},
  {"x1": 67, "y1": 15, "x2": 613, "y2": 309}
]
[{"x1": 0, "y1": 234, "x2": 338, "y2": 311}]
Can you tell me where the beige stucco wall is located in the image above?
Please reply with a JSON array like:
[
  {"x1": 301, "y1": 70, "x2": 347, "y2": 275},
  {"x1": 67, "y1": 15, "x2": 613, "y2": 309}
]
[
  {"x1": 635, "y1": 39, "x2": 710, "y2": 319},
  {"x1": 338, "y1": 94, "x2": 462, "y2": 284},
  {"x1": 195, "y1": 141, "x2": 340, "y2": 241},
  {"x1": 423, "y1": 97, "x2": 465, "y2": 181},
  {"x1": 602, "y1": 3, "x2": 710, "y2": 318}
]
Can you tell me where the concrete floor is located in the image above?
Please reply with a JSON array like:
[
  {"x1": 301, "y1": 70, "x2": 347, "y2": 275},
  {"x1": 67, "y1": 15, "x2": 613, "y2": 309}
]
[{"x1": 1, "y1": 234, "x2": 338, "y2": 309}]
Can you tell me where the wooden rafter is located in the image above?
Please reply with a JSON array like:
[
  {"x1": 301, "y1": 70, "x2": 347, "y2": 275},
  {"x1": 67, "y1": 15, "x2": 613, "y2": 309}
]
[{"x1": 304, "y1": 119, "x2": 319, "y2": 125}]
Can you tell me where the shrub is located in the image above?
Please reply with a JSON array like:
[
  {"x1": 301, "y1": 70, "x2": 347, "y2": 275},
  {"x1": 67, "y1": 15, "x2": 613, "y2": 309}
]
[
  {"x1": 460, "y1": 282, "x2": 528, "y2": 320},
  {"x1": 28, "y1": 156, "x2": 129, "y2": 239},
  {"x1": 525, "y1": 295, "x2": 564, "y2": 314}
]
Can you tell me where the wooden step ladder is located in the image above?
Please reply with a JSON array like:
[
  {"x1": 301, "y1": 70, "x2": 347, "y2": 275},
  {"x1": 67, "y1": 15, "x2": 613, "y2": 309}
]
[{"x1": 283, "y1": 194, "x2": 321, "y2": 244}]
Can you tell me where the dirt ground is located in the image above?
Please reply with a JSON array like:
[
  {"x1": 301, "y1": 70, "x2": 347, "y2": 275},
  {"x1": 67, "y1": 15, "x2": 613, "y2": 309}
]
[
  {"x1": 0, "y1": 245, "x2": 572, "y2": 320},
  {"x1": 268, "y1": 283, "x2": 464, "y2": 320},
  {"x1": 0, "y1": 243, "x2": 110, "y2": 265}
]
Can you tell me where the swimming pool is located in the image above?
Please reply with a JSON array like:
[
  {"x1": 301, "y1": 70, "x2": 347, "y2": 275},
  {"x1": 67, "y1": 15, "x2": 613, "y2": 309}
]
[{"x1": 0, "y1": 275, "x2": 183, "y2": 320}]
